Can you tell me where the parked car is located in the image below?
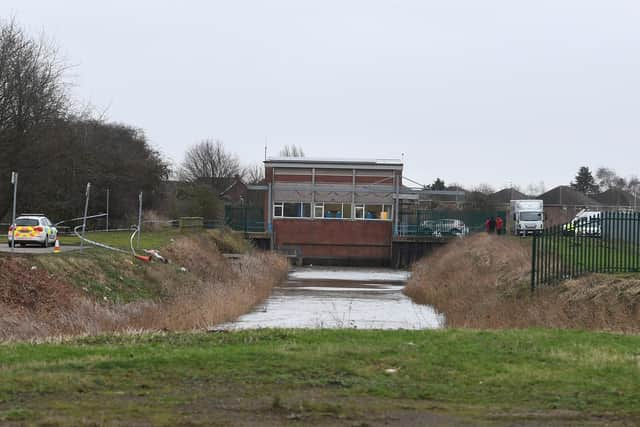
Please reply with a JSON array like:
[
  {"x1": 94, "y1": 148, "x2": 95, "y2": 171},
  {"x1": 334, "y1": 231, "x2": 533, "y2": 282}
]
[
  {"x1": 7, "y1": 214, "x2": 58, "y2": 247},
  {"x1": 421, "y1": 219, "x2": 468, "y2": 236}
]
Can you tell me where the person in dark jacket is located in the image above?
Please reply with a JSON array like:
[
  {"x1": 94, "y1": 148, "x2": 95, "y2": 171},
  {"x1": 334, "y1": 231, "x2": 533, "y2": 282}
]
[{"x1": 489, "y1": 217, "x2": 496, "y2": 233}]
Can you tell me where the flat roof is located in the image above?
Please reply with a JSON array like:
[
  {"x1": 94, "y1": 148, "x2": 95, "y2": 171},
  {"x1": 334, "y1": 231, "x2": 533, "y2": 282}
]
[{"x1": 264, "y1": 157, "x2": 403, "y2": 168}]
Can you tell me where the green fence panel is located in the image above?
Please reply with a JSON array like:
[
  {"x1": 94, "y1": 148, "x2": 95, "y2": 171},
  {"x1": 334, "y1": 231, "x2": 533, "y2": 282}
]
[
  {"x1": 224, "y1": 206, "x2": 265, "y2": 232},
  {"x1": 531, "y1": 211, "x2": 640, "y2": 290},
  {"x1": 398, "y1": 209, "x2": 507, "y2": 236}
]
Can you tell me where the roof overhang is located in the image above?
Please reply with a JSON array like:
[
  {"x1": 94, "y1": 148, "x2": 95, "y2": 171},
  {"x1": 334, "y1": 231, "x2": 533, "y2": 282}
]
[
  {"x1": 265, "y1": 157, "x2": 403, "y2": 171},
  {"x1": 247, "y1": 184, "x2": 268, "y2": 191}
]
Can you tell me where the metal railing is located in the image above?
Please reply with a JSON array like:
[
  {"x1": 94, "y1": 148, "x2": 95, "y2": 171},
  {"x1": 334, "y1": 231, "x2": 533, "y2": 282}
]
[
  {"x1": 531, "y1": 211, "x2": 640, "y2": 290},
  {"x1": 224, "y1": 206, "x2": 265, "y2": 232}
]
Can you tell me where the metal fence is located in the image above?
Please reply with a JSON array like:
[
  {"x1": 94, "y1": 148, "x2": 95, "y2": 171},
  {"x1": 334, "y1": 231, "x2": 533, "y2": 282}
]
[
  {"x1": 224, "y1": 206, "x2": 265, "y2": 232},
  {"x1": 531, "y1": 211, "x2": 640, "y2": 290},
  {"x1": 397, "y1": 209, "x2": 507, "y2": 236}
]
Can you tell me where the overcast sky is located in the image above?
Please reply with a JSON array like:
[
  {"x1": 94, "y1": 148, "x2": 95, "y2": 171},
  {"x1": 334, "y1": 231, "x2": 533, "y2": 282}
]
[{"x1": 3, "y1": 1, "x2": 639, "y2": 192}]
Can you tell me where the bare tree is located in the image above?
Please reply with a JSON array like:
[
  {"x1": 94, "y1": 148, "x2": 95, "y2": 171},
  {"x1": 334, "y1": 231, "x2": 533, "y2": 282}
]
[
  {"x1": 0, "y1": 18, "x2": 71, "y2": 218},
  {"x1": 472, "y1": 183, "x2": 495, "y2": 195},
  {"x1": 526, "y1": 181, "x2": 545, "y2": 197},
  {"x1": 627, "y1": 176, "x2": 640, "y2": 194},
  {"x1": 243, "y1": 162, "x2": 265, "y2": 184},
  {"x1": 595, "y1": 167, "x2": 639, "y2": 192},
  {"x1": 180, "y1": 139, "x2": 241, "y2": 186},
  {"x1": 279, "y1": 144, "x2": 305, "y2": 157},
  {"x1": 596, "y1": 167, "x2": 618, "y2": 191}
]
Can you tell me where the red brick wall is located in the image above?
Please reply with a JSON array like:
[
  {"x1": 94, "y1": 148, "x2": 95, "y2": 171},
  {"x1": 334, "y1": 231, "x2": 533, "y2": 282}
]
[
  {"x1": 274, "y1": 174, "x2": 312, "y2": 183},
  {"x1": 274, "y1": 219, "x2": 392, "y2": 259}
]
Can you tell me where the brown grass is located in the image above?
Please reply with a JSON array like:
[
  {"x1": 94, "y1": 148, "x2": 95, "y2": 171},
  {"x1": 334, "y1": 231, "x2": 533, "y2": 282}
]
[
  {"x1": 404, "y1": 233, "x2": 640, "y2": 332},
  {"x1": 206, "y1": 227, "x2": 254, "y2": 254},
  {"x1": 132, "y1": 235, "x2": 287, "y2": 330},
  {"x1": 0, "y1": 234, "x2": 288, "y2": 341}
]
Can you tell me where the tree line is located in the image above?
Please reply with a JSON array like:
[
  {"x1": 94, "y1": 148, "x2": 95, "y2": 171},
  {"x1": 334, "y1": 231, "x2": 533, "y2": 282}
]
[
  {"x1": 0, "y1": 19, "x2": 170, "y2": 226},
  {"x1": 571, "y1": 166, "x2": 639, "y2": 195},
  {"x1": 0, "y1": 19, "x2": 307, "y2": 225}
]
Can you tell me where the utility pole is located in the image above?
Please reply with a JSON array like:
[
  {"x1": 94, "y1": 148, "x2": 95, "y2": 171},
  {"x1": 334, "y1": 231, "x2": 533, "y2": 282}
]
[
  {"x1": 81, "y1": 182, "x2": 91, "y2": 251},
  {"x1": 106, "y1": 188, "x2": 110, "y2": 232},
  {"x1": 10, "y1": 172, "x2": 18, "y2": 252},
  {"x1": 137, "y1": 191, "x2": 143, "y2": 249}
]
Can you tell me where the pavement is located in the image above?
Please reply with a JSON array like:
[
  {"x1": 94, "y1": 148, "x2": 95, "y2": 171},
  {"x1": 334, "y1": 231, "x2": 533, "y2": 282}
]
[{"x1": 0, "y1": 244, "x2": 82, "y2": 254}]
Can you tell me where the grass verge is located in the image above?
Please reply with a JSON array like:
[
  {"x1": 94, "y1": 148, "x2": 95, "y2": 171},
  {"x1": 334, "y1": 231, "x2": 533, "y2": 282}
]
[
  {"x1": 57, "y1": 228, "x2": 181, "y2": 249},
  {"x1": 1, "y1": 231, "x2": 288, "y2": 340},
  {"x1": 0, "y1": 329, "x2": 638, "y2": 425},
  {"x1": 404, "y1": 233, "x2": 640, "y2": 331}
]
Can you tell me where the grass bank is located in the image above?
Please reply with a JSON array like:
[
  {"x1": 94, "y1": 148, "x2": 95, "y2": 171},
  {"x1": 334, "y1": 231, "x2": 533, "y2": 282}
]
[
  {"x1": 0, "y1": 229, "x2": 287, "y2": 341},
  {"x1": 0, "y1": 329, "x2": 638, "y2": 425},
  {"x1": 404, "y1": 234, "x2": 640, "y2": 331}
]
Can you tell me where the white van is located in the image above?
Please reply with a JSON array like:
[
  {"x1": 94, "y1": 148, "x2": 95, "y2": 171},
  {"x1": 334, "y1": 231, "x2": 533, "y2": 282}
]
[{"x1": 510, "y1": 200, "x2": 544, "y2": 235}]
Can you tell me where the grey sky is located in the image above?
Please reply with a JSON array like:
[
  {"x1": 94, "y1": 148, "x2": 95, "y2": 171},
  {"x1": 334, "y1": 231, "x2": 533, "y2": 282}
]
[{"x1": 3, "y1": 1, "x2": 639, "y2": 191}]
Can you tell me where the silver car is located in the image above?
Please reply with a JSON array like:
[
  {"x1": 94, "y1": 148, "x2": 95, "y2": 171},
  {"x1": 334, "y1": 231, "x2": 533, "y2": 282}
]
[{"x1": 421, "y1": 219, "x2": 468, "y2": 236}]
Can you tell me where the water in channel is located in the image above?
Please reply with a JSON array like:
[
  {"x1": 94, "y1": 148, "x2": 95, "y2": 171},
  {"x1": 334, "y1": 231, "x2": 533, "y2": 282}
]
[{"x1": 224, "y1": 267, "x2": 443, "y2": 330}]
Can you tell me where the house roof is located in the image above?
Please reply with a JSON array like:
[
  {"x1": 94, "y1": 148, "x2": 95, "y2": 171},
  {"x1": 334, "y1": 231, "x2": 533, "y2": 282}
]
[
  {"x1": 219, "y1": 176, "x2": 247, "y2": 197},
  {"x1": 538, "y1": 185, "x2": 601, "y2": 206},
  {"x1": 488, "y1": 188, "x2": 528, "y2": 204},
  {"x1": 591, "y1": 188, "x2": 637, "y2": 207}
]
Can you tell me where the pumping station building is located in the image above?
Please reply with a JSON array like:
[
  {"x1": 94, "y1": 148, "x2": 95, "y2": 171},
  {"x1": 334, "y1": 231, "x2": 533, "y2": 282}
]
[{"x1": 262, "y1": 157, "x2": 407, "y2": 264}]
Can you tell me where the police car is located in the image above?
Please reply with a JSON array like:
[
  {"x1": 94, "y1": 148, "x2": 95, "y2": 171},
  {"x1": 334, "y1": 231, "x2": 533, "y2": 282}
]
[
  {"x1": 7, "y1": 214, "x2": 58, "y2": 248},
  {"x1": 562, "y1": 210, "x2": 602, "y2": 237}
]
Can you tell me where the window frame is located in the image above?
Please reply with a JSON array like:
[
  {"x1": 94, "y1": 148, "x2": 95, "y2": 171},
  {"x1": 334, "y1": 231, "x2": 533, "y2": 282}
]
[
  {"x1": 355, "y1": 204, "x2": 393, "y2": 221},
  {"x1": 273, "y1": 202, "x2": 311, "y2": 219},
  {"x1": 273, "y1": 202, "x2": 284, "y2": 218}
]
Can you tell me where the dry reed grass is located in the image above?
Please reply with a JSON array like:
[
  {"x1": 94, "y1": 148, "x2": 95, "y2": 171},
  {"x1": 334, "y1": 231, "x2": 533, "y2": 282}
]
[
  {"x1": 404, "y1": 233, "x2": 640, "y2": 332},
  {"x1": 132, "y1": 235, "x2": 287, "y2": 330},
  {"x1": 0, "y1": 234, "x2": 288, "y2": 341},
  {"x1": 206, "y1": 228, "x2": 253, "y2": 253}
]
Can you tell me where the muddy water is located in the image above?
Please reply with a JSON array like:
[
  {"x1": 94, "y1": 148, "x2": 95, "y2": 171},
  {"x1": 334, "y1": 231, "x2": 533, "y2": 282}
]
[{"x1": 225, "y1": 267, "x2": 443, "y2": 330}]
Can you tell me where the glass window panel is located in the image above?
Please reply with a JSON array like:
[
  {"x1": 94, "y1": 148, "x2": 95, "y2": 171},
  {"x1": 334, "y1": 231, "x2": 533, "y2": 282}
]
[
  {"x1": 365, "y1": 204, "x2": 383, "y2": 219},
  {"x1": 343, "y1": 204, "x2": 352, "y2": 219},
  {"x1": 381, "y1": 205, "x2": 392, "y2": 220},
  {"x1": 324, "y1": 203, "x2": 342, "y2": 219},
  {"x1": 274, "y1": 203, "x2": 283, "y2": 217},
  {"x1": 314, "y1": 203, "x2": 324, "y2": 218},
  {"x1": 355, "y1": 204, "x2": 365, "y2": 219},
  {"x1": 283, "y1": 202, "x2": 300, "y2": 217},
  {"x1": 302, "y1": 203, "x2": 311, "y2": 218}
]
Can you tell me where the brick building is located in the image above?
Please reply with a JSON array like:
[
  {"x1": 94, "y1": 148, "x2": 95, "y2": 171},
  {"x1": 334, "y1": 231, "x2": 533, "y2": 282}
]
[{"x1": 263, "y1": 157, "x2": 406, "y2": 264}]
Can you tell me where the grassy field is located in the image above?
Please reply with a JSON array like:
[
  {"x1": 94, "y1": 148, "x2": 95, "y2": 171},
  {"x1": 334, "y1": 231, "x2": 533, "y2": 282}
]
[
  {"x1": 0, "y1": 329, "x2": 638, "y2": 426},
  {"x1": 0, "y1": 228, "x2": 180, "y2": 250},
  {"x1": 2, "y1": 227, "x2": 253, "y2": 255},
  {"x1": 57, "y1": 228, "x2": 181, "y2": 250},
  {"x1": 541, "y1": 236, "x2": 640, "y2": 273}
]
